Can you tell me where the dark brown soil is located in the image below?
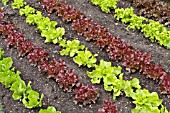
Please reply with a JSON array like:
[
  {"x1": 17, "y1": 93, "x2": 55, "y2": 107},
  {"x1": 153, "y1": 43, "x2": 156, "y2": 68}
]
[{"x1": 0, "y1": 0, "x2": 170, "y2": 113}]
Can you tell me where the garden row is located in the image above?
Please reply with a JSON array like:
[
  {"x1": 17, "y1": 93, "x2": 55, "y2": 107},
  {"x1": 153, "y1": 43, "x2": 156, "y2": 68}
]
[
  {"x1": 0, "y1": 6, "x2": 120, "y2": 113},
  {"x1": 91, "y1": 0, "x2": 170, "y2": 49},
  {"x1": 38, "y1": 0, "x2": 170, "y2": 97},
  {"x1": 0, "y1": 48, "x2": 60, "y2": 113},
  {"x1": 4, "y1": 0, "x2": 170, "y2": 112},
  {"x1": 131, "y1": 0, "x2": 170, "y2": 26}
]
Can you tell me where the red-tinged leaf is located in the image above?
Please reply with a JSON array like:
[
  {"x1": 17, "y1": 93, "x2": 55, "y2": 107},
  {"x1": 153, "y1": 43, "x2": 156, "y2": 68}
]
[
  {"x1": 0, "y1": 10, "x2": 5, "y2": 22},
  {"x1": 0, "y1": 20, "x2": 18, "y2": 36},
  {"x1": 27, "y1": 47, "x2": 49, "y2": 65},
  {"x1": 74, "y1": 84, "x2": 99, "y2": 106},
  {"x1": 17, "y1": 40, "x2": 34, "y2": 56},
  {"x1": 56, "y1": 69, "x2": 79, "y2": 92},
  {"x1": 39, "y1": 59, "x2": 67, "y2": 79},
  {"x1": 97, "y1": 99, "x2": 119, "y2": 113},
  {"x1": 5, "y1": 31, "x2": 24, "y2": 48},
  {"x1": 160, "y1": 74, "x2": 170, "y2": 95},
  {"x1": 56, "y1": 1, "x2": 84, "y2": 22},
  {"x1": 40, "y1": 0, "x2": 60, "y2": 13},
  {"x1": 47, "y1": 59, "x2": 66, "y2": 79},
  {"x1": 72, "y1": 18, "x2": 92, "y2": 35}
]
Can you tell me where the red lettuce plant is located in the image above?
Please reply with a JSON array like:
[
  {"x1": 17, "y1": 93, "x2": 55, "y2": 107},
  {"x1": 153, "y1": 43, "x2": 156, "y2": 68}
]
[
  {"x1": 107, "y1": 38, "x2": 134, "y2": 61},
  {"x1": 5, "y1": 31, "x2": 24, "y2": 48},
  {"x1": 39, "y1": 59, "x2": 66, "y2": 79},
  {"x1": 141, "y1": 64, "x2": 166, "y2": 81},
  {"x1": 0, "y1": 21, "x2": 18, "y2": 36},
  {"x1": 74, "y1": 83, "x2": 99, "y2": 106},
  {"x1": 40, "y1": 0, "x2": 60, "y2": 13},
  {"x1": 27, "y1": 47, "x2": 49, "y2": 65},
  {"x1": 122, "y1": 50, "x2": 152, "y2": 73},
  {"x1": 56, "y1": 1, "x2": 84, "y2": 22},
  {"x1": 160, "y1": 74, "x2": 170, "y2": 97},
  {"x1": 56, "y1": 69, "x2": 79, "y2": 92},
  {"x1": 72, "y1": 18, "x2": 92, "y2": 35},
  {"x1": 17, "y1": 40, "x2": 34, "y2": 56},
  {"x1": 0, "y1": 10, "x2": 5, "y2": 22},
  {"x1": 97, "y1": 99, "x2": 119, "y2": 113}
]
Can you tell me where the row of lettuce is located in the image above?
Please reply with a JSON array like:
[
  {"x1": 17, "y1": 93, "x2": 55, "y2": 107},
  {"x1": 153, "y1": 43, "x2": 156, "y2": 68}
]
[
  {"x1": 91, "y1": 0, "x2": 170, "y2": 49},
  {"x1": 131, "y1": 0, "x2": 170, "y2": 26},
  {"x1": 0, "y1": 47, "x2": 60, "y2": 113},
  {"x1": 0, "y1": 6, "x2": 118, "y2": 113},
  {"x1": 5, "y1": 0, "x2": 170, "y2": 112},
  {"x1": 37, "y1": 0, "x2": 170, "y2": 97}
]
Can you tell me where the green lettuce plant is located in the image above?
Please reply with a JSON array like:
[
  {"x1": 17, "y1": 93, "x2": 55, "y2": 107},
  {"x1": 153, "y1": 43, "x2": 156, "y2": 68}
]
[
  {"x1": 60, "y1": 39, "x2": 85, "y2": 57},
  {"x1": 0, "y1": 57, "x2": 13, "y2": 72},
  {"x1": 0, "y1": 70, "x2": 21, "y2": 88},
  {"x1": 2, "y1": 0, "x2": 9, "y2": 5},
  {"x1": 10, "y1": 80, "x2": 29, "y2": 100},
  {"x1": 131, "y1": 89, "x2": 165, "y2": 113},
  {"x1": 22, "y1": 89, "x2": 44, "y2": 108},
  {"x1": 12, "y1": 0, "x2": 26, "y2": 9},
  {"x1": 87, "y1": 60, "x2": 141, "y2": 99},
  {"x1": 19, "y1": 5, "x2": 35, "y2": 16},
  {"x1": 39, "y1": 106, "x2": 61, "y2": 113},
  {"x1": 91, "y1": 0, "x2": 118, "y2": 13},
  {"x1": 73, "y1": 48, "x2": 97, "y2": 68}
]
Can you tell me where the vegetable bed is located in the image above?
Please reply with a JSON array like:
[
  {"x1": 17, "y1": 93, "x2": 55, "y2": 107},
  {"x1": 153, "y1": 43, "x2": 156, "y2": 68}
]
[{"x1": 0, "y1": 0, "x2": 170, "y2": 113}]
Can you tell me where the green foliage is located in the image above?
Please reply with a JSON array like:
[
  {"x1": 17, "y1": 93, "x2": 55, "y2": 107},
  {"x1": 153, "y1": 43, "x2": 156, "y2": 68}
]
[
  {"x1": 2, "y1": 0, "x2": 9, "y2": 5},
  {"x1": 12, "y1": 0, "x2": 26, "y2": 9},
  {"x1": 0, "y1": 48, "x2": 44, "y2": 108},
  {"x1": 0, "y1": 70, "x2": 21, "y2": 88},
  {"x1": 60, "y1": 39, "x2": 85, "y2": 57},
  {"x1": 0, "y1": 48, "x2": 4, "y2": 61},
  {"x1": 73, "y1": 48, "x2": 97, "y2": 68},
  {"x1": 24, "y1": 9, "x2": 65, "y2": 44},
  {"x1": 87, "y1": 60, "x2": 121, "y2": 84},
  {"x1": 0, "y1": 57, "x2": 13, "y2": 72},
  {"x1": 26, "y1": 11, "x2": 43, "y2": 25},
  {"x1": 22, "y1": 89, "x2": 44, "y2": 108},
  {"x1": 91, "y1": 0, "x2": 118, "y2": 13},
  {"x1": 10, "y1": 80, "x2": 27, "y2": 100},
  {"x1": 141, "y1": 20, "x2": 170, "y2": 47},
  {"x1": 19, "y1": 5, "x2": 35, "y2": 16},
  {"x1": 131, "y1": 89, "x2": 163, "y2": 113},
  {"x1": 114, "y1": 7, "x2": 170, "y2": 49},
  {"x1": 87, "y1": 60, "x2": 141, "y2": 99},
  {"x1": 39, "y1": 106, "x2": 61, "y2": 113}
]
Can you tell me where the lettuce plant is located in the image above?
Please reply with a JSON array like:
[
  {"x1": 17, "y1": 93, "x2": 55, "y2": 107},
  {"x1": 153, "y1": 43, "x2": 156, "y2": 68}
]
[
  {"x1": 91, "y1": 0, "x2": 118, "y2": 13},
  {"x1": 2, "y1": 0, "x2": 9, "y2": 5},
  {"x1": 73, "y1": 48, "x2": 98, "y2": 68},
  {"x1": 10, "y1": 80, "x2": 28, "y2": 100},
  {"x1": 131, "y1": 89, "x2": 163, "y2": 113},
  {"x1": 72, "y1": 18, "x2": 92, "y2": 35},
  {"x1": 0, "y1": 57, "x2": 13, "y2": 72},
  {"x1": 12, "y1": 0, "x2": 26, "y2": 9},
  {"x1": 60, "y1": 39, "x2": 85, "y2": 57},
  {"x1": 87, "y1": 60, "x2": 141, "y2": 99},
  {"x1": 56, "y1": 1, "x2": 84, "y2": 22},
  {"x1": 22, "y1": 90, "x2": 44, "y2": 108},
  {"x1": 74, "y1": 84, "x2": 99, "y2": 106},
  {"x1": 56, "y1": 69, "x2": 79, "y2": 92},
  {"x1": 19, "y1": 5, "x2": 35, "y2": 16},
  {"x1": 27, "y1": 47, "x2": 49, "y2": 65},
  {"x1": 39, "y1": 106, "x2": 61, "y2": 113},
  {"x1": 0, "y1": 70, "x2": 21, "y2": 89},
  {"x1": 97, "y1": 99, "x2": 119, "y2": 113}
]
